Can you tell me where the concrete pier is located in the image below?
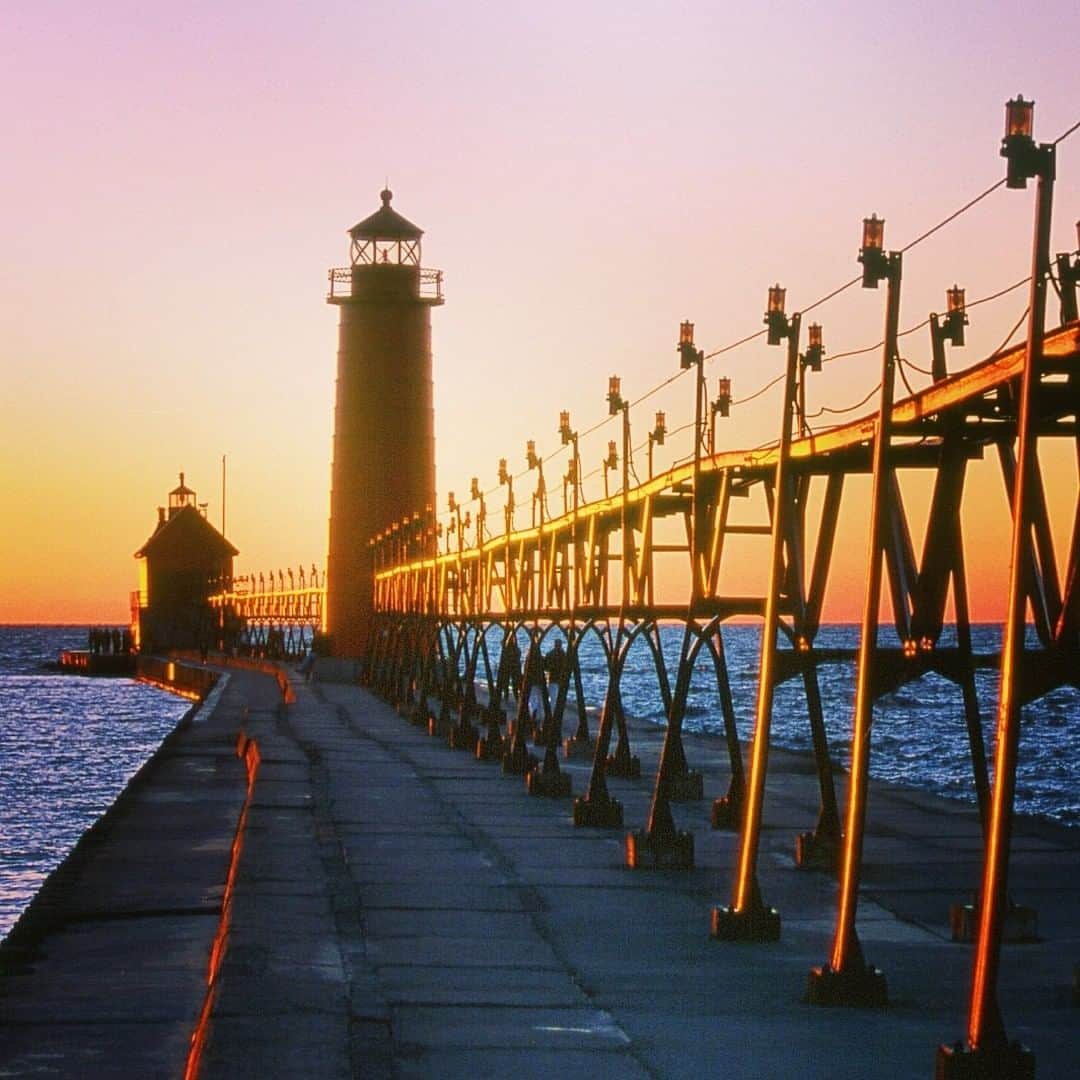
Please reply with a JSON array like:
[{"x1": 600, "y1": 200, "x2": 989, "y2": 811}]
[{"x1": 2, "y1": 665, "x2": 1078, "y2": 1078}]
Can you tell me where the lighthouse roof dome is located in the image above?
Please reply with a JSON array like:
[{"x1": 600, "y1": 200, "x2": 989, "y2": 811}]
[{"x1": 348, "y1": 188, "x2": 423, "y2": 241}]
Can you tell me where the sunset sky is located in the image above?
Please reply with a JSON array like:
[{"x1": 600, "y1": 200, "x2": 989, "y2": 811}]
[{"x1": 2, "y1": 1, "x2": 1078, "y2": 624}]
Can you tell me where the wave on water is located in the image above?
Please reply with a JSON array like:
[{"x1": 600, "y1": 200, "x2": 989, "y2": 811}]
[{"x1": 0, "y1": 626, "x2": 192, "y2": 939}]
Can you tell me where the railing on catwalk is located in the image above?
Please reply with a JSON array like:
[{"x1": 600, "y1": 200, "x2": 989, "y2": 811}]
[
  {"x1": 367, "y1": 98, "x2": 1080, "y2": 1080},
  {"x1": 208, "y1": 563, "x2": 326, "y2": 659}
]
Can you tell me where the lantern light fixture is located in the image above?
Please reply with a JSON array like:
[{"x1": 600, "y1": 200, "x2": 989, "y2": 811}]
[
  {"x1": 942, "y1": 284, "x2": 968, "y2": 347},
  {"x1": 498, "y1": 458, "x2": 509, "y2": 485},
  {"x1": 653, "y1": 410, "x2": 667, "y2": 445},
  {"x1": 1001, "y1": 95, "x2": 1043, "y2": 189},
  {"x1": 804, "y1": 323, "x2": 825, "y2": 372},
  {"x1": 862, "y1": 214, "x2": 885, "y2": 251},
  {"x1": 1004, "y1": 94, "x2": 1034, "y2": 139},
  {"x1": 526, "y1": 439, "x2": 540, "y2": 470},
  {"x1": 470, "y1": 477, "x2": 481, "y2": 500},
  {"x1": 559, "y1": 410, "x2": 573, "y2": 444},
  {"x1": 765, "y1": 283, "x2": 790, "y2": 345},
  {"x1": 607, "y1": 375, "x2": 624, "y2": 415},
  {"x1": 715, "y1": 377, "x2": 732, "y2": 418},
  {"x1": 447, "y1": 491, "x2": 457, "y2": 513},
  {"x1": 859, "y1": 214, "x2": 890, "y2": 288},
  {"x1": 605, "y1": 440, "x2": 618, "y2": 469},
  {"x1": 678, "y1": 320, "x2": 702, "y2": 369}
]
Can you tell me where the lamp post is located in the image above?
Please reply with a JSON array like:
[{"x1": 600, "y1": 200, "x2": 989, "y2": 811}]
[
  {"x1": 559, "y1": 410, "x2": 582, "y2": 615},
  {"x1": 526, "y1": 440, "x2": 546, "y2": 529},
  {"x1": 648, "y1": 411, "x2": 666, "y2": 478},
  {"x1": 806, "y1": 214, "x2": 902, "y2": 1007},
  {"x1": 559, "y1": 411, "x2": 580, "y2": 517},
  {"x1": 607, "y1": 377, "x2": 634, "y2": 598},
  {"x1": 714, "y1": 282, "x2": 801, "y2": 943},
  {"x1": 498, "y1": 457, "x2": 514, "y2": 536},
  {"x1": 709, "y1": 379, "x2": 732, "y2": 454},
  {"x1": 470, "y1": 477, "x2": 486, "y2": 547},
  {"x1": 938, "y1": 94, "x2": 1056, "y2": 1080},
  {"x1": 629, "y1": 322, "x2": 708, "y2": 869},
  {"x1": 677, "y1": 321, "x2": 708, "y2": 597},
  {"x1": 929, "y1": 285, "x2": 968, "y2": 382},
  {"x1": 526, "y1": 440, "x2": 547, "y2": 609},
  {"x1": 1054, "y1": 219, "x2": 1080, "y2": 324},
  {"x1": 447, "y1": 491, "x2": 464, "y2": 557},
  {"x1": 602, "y1": 439, "x2": 618, "y2": 500},
  {"x1": 799, "y1": 323, "x2": 824, "y2": 438}
]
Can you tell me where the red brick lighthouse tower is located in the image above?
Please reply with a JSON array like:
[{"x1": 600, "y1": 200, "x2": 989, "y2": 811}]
[{"x1": 325, "y1": 189, "x2": 443, "y2": 659}]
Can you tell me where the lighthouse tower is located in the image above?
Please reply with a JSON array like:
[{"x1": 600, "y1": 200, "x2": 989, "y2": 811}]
[{"x1": 325, "y1": 189, "x2": 443, "y2": 659}]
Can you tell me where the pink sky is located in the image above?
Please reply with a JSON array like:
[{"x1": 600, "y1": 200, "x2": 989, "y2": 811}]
[{"x1": 1, "y1": 1, "x2": 1078, "y2": 622}]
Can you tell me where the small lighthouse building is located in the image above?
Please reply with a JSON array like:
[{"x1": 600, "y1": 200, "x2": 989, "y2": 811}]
[{"x1": 133, "y1": 473, "x2": 238, "y2": 652}]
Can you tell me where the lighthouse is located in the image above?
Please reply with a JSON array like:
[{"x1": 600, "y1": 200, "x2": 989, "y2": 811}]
[{"x1": 325, "y1": 189, "x2": 443, "y2": 660}]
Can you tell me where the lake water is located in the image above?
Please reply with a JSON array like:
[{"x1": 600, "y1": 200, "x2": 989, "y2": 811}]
[{"x1": 0, "y1": 626, "x2": 191, "y2": 939}]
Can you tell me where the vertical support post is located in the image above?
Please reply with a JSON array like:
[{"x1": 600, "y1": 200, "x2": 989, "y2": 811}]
[
  {"x1": 573, "y1": 622, "x2": 627, "y2": 828},
  {"x1": 712, "y1": 314, "x2": 800, "y2": 941},
  {"x1": 562, "y1": 626, "x2": 593, "y2": 757},
  {"x1": 622, "y1": 402, "x2": 631, "y2": 607},
  {"x1": 708, "y1": 628, "x2": 748, "y2": 829},
  {"x1": 692, "y1": 348, "x2": 706, "y2": 596},
  {"x1": 797, "y1": 360, "x2": 808, "y2": 439},
  {"x1": 606, "y1": 624, "x2": 642, "y2": 778},
  {"x1": 807, "y1": 253, "x2": 902, "y2": 1006},
  {"x1": 502, "y1": 632, "x2": 541, "y2": 775},
  {"x1": 940, "y1": 142, "x2": 1054, "y2": 1080},
  {"x1": 930, "y1": 313, "x2": 948, "y2": 382}
]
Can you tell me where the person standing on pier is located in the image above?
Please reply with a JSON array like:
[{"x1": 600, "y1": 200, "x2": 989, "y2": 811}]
[
  {"x1": 524, "y1": 631, "x2": 548, "y2": 728},
  {"x1": 497, "y1": 631, "x2": 522, "y2": 706},
  {"x1": 543, "y1": 638, "x2": 566, "y2": 698}
]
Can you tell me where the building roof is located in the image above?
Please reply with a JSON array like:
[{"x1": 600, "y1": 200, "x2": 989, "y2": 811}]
[
  {"x1": 135, "y1": 504, "x2": 239, "y2": 559},
  {"x1": 348, "y1": 188, "x2": 423, "y2": 240}
]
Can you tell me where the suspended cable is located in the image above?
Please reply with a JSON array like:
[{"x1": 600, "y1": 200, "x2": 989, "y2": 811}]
[
  {"x1": 900, "y1": 179, "x2": 1005, "y2": 254},
  {"x1": 967, "y1": 275, "x2": 1030, "y2": 309},
  {"x1": 817, "y1": 382, "x2": 883, "y2": 416},
  {"x1": 800, "y1": 275, "x2": 863, "y2": 317},
  {"x1": 627, "y1": 367, "x2": 691, "y2": 410},
  {"x1": 1053, "y1": 117, "x2": 1080, "y2": 145},
  {"x1": 733, "y1": 369, "x2": 786, "y2": 406}
]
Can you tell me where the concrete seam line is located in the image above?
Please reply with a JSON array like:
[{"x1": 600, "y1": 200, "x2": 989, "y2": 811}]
[{"x1": 183, "y1": 729, "x2": 261, "y2": 1080}]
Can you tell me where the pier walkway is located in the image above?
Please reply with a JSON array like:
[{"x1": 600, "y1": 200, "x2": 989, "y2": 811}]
[{"x1": 2, "y1": 666, "x2": 1078, "y2": 1078}]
